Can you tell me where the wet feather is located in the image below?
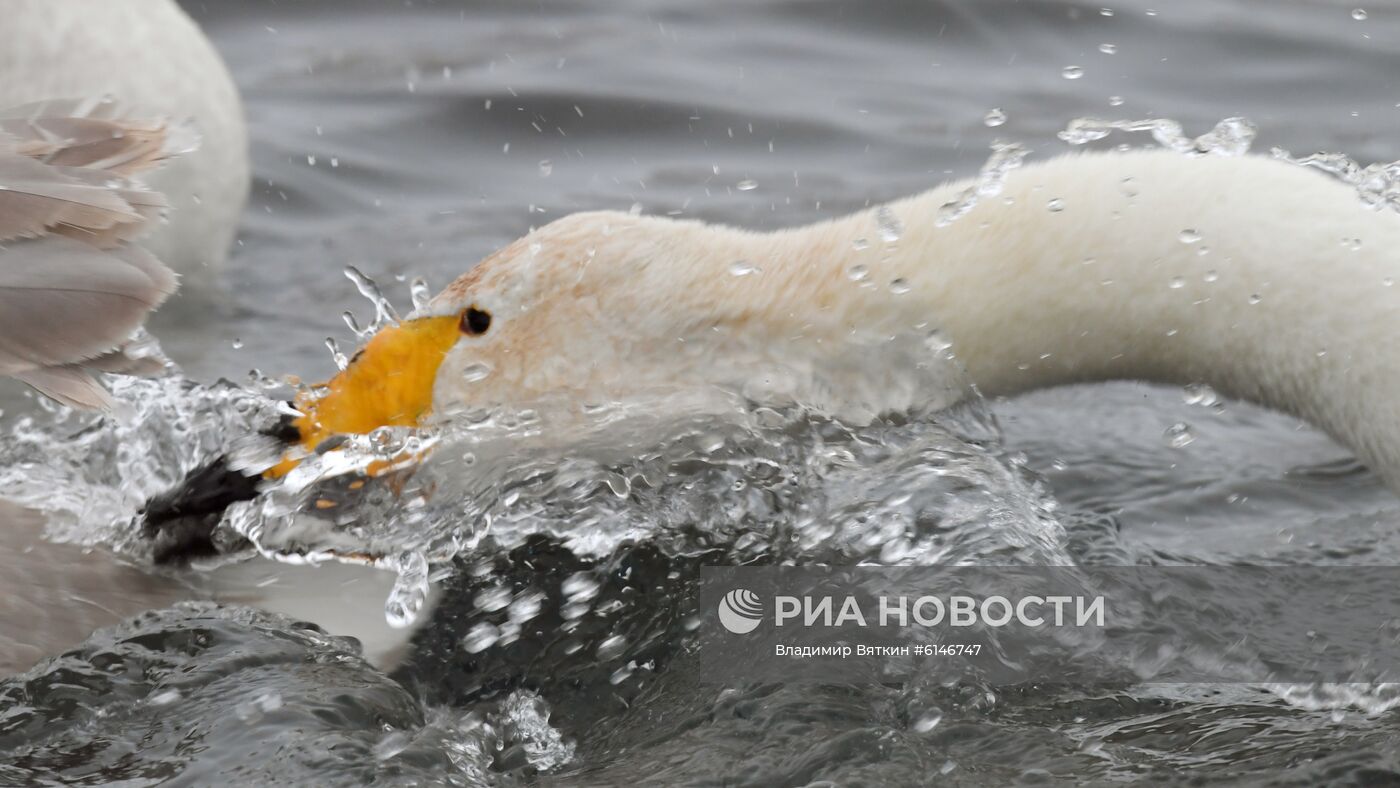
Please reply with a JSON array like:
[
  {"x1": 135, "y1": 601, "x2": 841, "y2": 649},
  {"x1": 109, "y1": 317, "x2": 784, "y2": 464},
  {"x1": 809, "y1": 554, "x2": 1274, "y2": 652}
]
[{"x1": 0, "y1": 100, "x2": 189, "y2": 408}]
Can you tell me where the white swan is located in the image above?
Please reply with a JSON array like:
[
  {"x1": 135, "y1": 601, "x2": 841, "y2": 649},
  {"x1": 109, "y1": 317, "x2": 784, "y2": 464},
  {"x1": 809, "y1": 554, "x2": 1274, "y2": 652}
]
[
  {"x1": 0, "y1": 0, "x2": 248, "y2": 285},
  {"x1": 163, "y1": 146, "x2": 1397, "y2": 668},
  {"x1": 60, "y1": 147, "x2": 1400, "y2": 671},
  {"x1": 283, "y1": 149, "x2": 1400, "y2": 490}
]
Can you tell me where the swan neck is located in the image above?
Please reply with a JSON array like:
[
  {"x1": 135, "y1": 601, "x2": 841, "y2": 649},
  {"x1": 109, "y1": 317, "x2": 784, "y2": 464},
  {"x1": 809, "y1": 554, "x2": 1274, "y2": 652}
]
[{"x1": 746, "y1": 152, "x2": 1400, "y2": 486}]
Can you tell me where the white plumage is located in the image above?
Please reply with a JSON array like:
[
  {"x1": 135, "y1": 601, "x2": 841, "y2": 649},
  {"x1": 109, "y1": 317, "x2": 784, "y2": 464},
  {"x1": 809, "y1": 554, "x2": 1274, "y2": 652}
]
[{"x1": 426, "y1": 150, "x2": 1400, "y2": 487}]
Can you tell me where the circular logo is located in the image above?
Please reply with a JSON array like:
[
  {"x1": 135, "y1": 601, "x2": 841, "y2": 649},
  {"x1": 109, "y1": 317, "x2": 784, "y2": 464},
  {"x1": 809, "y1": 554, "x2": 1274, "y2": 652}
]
[{"x1": 718, "y1": 588, "x2": 764, "y2": 634}]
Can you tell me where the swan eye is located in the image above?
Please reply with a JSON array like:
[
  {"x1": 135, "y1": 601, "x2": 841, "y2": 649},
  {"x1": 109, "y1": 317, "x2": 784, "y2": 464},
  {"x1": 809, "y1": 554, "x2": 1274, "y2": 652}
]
[{"x1": 461, "y1": 307, "x2": 492, "y2": 336}]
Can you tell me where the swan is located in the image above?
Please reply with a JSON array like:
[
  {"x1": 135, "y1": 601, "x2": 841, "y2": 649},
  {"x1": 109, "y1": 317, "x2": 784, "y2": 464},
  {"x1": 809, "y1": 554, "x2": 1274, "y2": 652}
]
[
  {"x1": 134, "y1": 147, "x2": 1400, "y2": 669},
  {"x1": 272, "y1": 149, "x2": 1400, "y2": 490},
  {"x1": 0, "y1": 0, "x2": 248, "y2": 286}
]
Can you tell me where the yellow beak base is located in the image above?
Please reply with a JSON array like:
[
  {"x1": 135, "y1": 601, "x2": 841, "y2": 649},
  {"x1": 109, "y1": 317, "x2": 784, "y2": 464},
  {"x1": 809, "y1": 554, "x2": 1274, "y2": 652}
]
[{"x1": 266, "y1": 315, "x2": 460, "y2": 478}]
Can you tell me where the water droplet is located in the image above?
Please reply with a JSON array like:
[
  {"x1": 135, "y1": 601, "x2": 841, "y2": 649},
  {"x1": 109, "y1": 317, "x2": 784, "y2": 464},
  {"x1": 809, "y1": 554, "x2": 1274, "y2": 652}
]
[
  {"x1": 563, "y1": 573, "x2": 601, "y2": 602},
  {"x1": 1353, "y1": 8, "x2": 1368, "y2": 20},
  {"x1": 847, "y1": 263, "x2": 870, "y2": 282},
  {"x1": 728, "y1": 259, "x2": 760, "y2": 277},
  {"x1": 1203, "y1": 270, "x2": 1219, "y2": 283},
  {"x1": 474, "y1": 586, "x2": 512, "y2": 613},
  {"x1": 889, "y1": 278, "x2": 911, "y2": 295},
  {"x1": 1061, "y1": 65, "x2": 1085, "y2": 80},
  {"x1": 384, "y1": 551, "x2": 429, "y2": 628},
  {"x1": 343, "y1": 266, "x2": 400, "y2": 332},
  {"x1": 1164, "y1": 422, "x2": 1194, "y2": 448},
  {"x1": 925, "y1": 329, "x2": 954, "y2": 354},
  {"x1": 231, "y1": 338, "x2": 244, "y2": 350},
  {"x1": 1179, "y1": 228, "x2": 1202, "y2": 244},
  {"x1": 1248, "y1": 294, "x2": 1263, "y2": 305},
  {"x1": 1183, "y1": 382, "x2": 1219, "y2": 407},
  {"x1": 1168, "y1": 276, "x2": 1185, "y2": 289},
  {"x1": 913, "y1": 710, "x2": 944, "y2": 733},
  {"x1": 1108, "y1": 95, "x2": 1125, "y2": 107},
  {"x1": 1099, "y1": 7, "x2": 1114, "y2": 16},
  {"x1": 462, "y1": 624, "x2": 501, "y2": 655},
  {"x1": 597, "y1": 634, "x2": 628, "y2": 660},
  {"x1": 306, "y1": 154, "x2": 316, "y2": 166},
  {"x1": 538, "y1": 159, "x2": 553, "y2": 177},
  {"x1": 851, "y1": 237, "x2": 870, "y2": 251},
  {"x1": 1047, "y1": 198, "x2": 1066, "y2": 212},
  {"x1": 736, "y1": 178, "x2": 758, "y2": 191},
  {"x1": 1098, "y1": 43, "x2": 1118, "y2": 54},
  {"x1": 876, "y1": 206, "x2": 904, "y2": 243},
  {"x1": 409, "y1": 277, "x2": 432, "y2": 312},
  {"x1": 983, "y1": 107, "x2": 1007, "y2": 127},
  {"x1": 1118, "y1": 177, "x2": 1138, "y2": 197},
  {"x1": 508, "y1": 590, "x2": 545, "y2": 623},
  {"x1": 461, "y1": 362, "x2": 493, "y2": 383},
  {"x1": 941, "y1": 760, "x2": 958, "y2": 775},
  {"x1": 934, "y1": 141, "x2": 1029, "y2": 227},
  {"x1": 325, "y1": 337, "x2": 348, "y2": 371},
  {"x1": 1385, "y1": 277, "x2": 1395, "y2": 287}
]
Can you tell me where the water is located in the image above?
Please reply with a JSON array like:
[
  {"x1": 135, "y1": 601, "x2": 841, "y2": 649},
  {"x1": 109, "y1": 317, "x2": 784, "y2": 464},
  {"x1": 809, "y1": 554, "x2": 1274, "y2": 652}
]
[{"x1": 4, "y1": 0, "x2": 1400, "y2": 783}]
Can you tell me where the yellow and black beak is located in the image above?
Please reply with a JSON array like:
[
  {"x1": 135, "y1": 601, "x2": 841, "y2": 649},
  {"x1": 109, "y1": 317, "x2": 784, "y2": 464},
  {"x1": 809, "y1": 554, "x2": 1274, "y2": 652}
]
[
  {"x1": 267, "y1": 314, "x2": 461, "y2": 476},
  {"x1": 142, "y1": 315, "x2": 461, "y2": 563}
]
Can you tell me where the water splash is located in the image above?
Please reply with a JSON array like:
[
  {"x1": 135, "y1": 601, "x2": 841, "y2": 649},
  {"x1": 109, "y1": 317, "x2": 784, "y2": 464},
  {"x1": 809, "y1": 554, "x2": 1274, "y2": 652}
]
[
  {"x1": 325, "y1": 336, "x2": 348, "y2": 371},
  {"x1": 0, "y1": 376, "x2": 290, "y2": 550},
  {"x1": 0, "y1": 327, "x2": 1066, "y2": 633},
  {"x1": 1057, "y1": 116, "x2": 1256, "y2": 156},
  {"x1": 1271, "y1": 148, "x2": 1400, "y2": 213},
  {"x1": 876, "y1": 205, "x2": 904, "y2": 243},
  {"x1": 409, "y1": 276, "x2": 434, "y2": 313},
  {"x1": 935, "y1": 141, "x2": 1029, "y2": 227},
  {"x1": 1265, "y1": 683, "x2": 1400, "y2": 716},
  {"x1": 3, "y1": 116, "x2": 1392, "y2": 723},
  {"x1": 344, "y1": 265, "x2": 401, "y2": 336}
]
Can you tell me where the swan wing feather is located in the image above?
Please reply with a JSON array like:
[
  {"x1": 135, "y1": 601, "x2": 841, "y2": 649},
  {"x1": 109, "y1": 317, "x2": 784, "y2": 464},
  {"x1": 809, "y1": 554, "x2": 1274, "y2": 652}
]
[
  {"x1": 0, "y1": 236, "x2": 176, "y2": 372},
  {"x1": 0, "y1": 153, "x2": 143, "y2": 245},
  {"x1": 11, "y1": 366, "x2": 114, "y2": 411}
]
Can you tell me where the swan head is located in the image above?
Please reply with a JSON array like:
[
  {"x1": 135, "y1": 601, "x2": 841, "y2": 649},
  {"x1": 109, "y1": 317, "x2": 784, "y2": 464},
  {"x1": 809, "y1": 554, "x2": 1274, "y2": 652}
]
[
  {"x1": 282, "y1": 210, "x2": 786, "y2": 458},
  {"x1": 279, "y1": 203, "x2": 960, "y2": 466},
  {"x1": 431, "y1": 210, "x2": 809, "y2": 409}
]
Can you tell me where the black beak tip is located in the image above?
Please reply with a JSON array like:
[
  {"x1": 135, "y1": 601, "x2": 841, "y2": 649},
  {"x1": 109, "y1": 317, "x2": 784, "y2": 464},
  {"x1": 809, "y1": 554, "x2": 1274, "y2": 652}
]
[{"x1": 140, "y1": 455, "x2": 262, "y2": 565}]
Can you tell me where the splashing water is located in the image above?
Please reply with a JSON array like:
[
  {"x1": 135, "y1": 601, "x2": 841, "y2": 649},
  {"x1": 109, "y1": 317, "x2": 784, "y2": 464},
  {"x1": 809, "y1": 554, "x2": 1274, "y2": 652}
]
[
  {"x1": 0, "y1": 375, "x2": 290, "y2": 550},
  {"x1": 1057, "y1": 116, "x2": 1257, "y2": 156},
  {"x1": 344, "y1": 265, "x2": 401, "y2": 337},
  {"x1": 409, "y1": 276, "x2": 434, "y2": 313},
  {"x1": 1271, "y1": 147, "x2": 1400, "y2": 213},
  {"x1": 935, "y1": 140, "x2": 1029, "y2": 227},
  {"x1": 2, "y1": 120, "x2": 1398, "y2": 720}
]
